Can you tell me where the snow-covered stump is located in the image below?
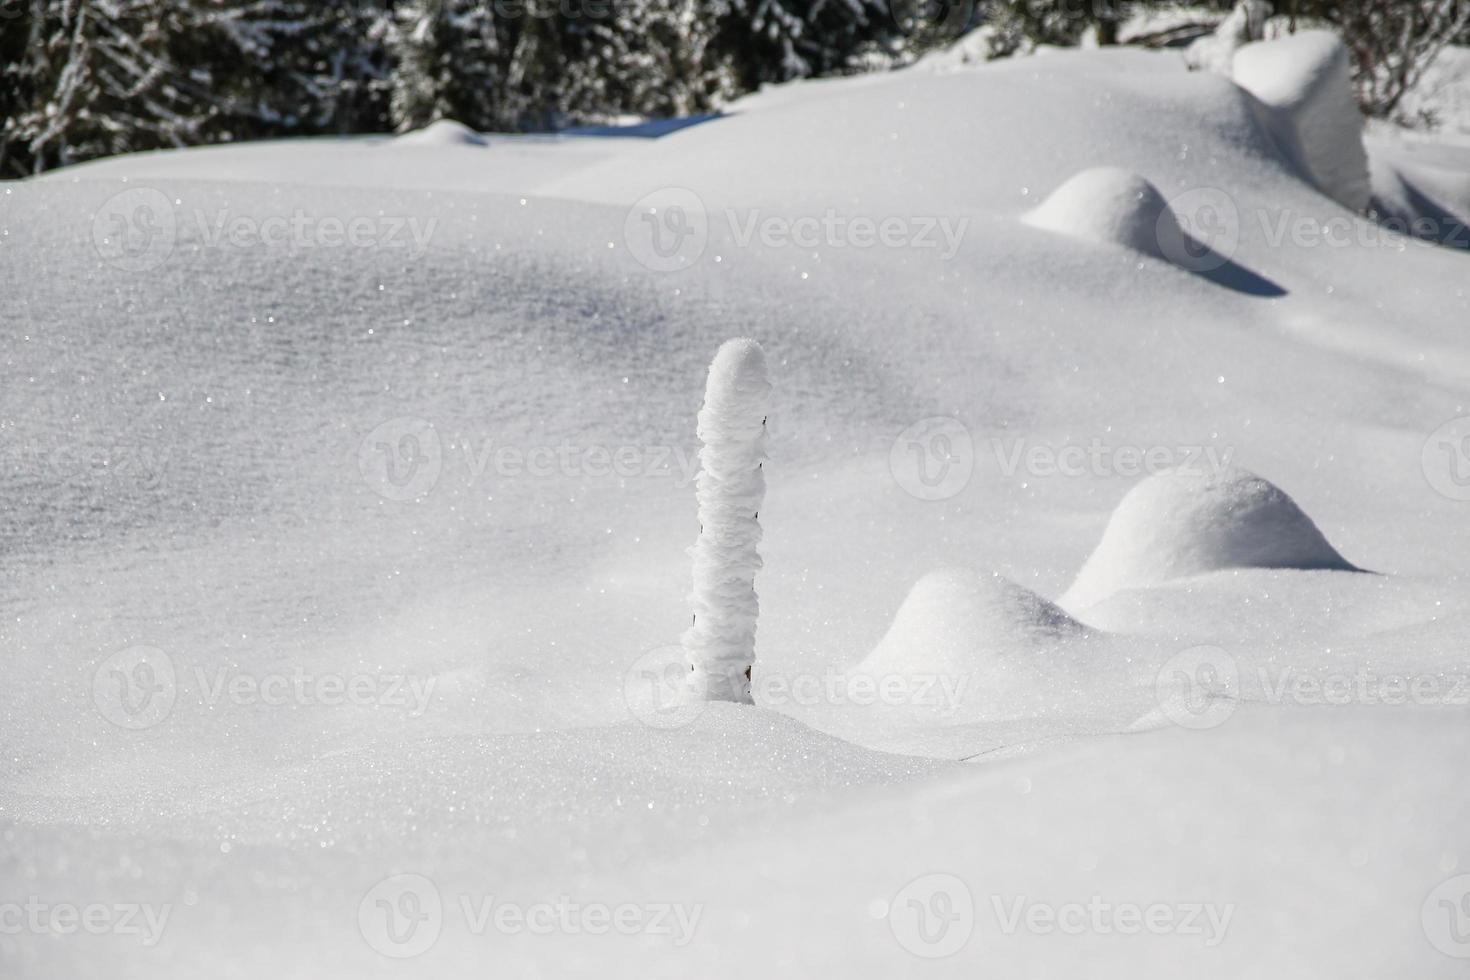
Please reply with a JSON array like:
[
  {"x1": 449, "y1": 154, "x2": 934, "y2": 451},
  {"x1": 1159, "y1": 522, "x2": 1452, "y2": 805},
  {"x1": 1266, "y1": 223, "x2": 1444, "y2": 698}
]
[{"x1": 682, "y1": 339, "x2": 771, "y2": 704}]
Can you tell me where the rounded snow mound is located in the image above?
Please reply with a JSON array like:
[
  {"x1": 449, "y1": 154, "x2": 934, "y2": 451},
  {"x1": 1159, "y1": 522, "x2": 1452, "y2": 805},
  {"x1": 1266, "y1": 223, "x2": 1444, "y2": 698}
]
[
  {"x1": 1022, "y1": 167, "x2": 1184, "y2": 260},
  {"x1": 1065, "y1": 466, "x2": 1357, "y2": 608},
  {"x1": 1232, "y1": 31, "x2": 1370, "y2": 212},
  {"x1": 859, "y1": 568, "x2": 1090, "y2": 680},
  {"x1": 393, "y1": 119, "x2": 488, "y2": 147}
]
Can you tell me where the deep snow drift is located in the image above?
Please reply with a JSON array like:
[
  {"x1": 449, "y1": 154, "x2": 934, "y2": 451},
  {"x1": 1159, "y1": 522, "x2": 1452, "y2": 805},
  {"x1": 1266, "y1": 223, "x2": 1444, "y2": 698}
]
[
  {"x1": 1232, "y1": 31, "x2": 1373, "y2": 212},
  {"x1": 3, "y1": 32, "x2": 1470, "y2": 980}
]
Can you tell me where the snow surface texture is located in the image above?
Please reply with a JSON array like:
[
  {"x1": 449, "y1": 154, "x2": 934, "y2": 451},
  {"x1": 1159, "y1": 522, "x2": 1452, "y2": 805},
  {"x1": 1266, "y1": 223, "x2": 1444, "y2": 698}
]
[
  {"x1": 1233, "y1": 30, "x2": 1373, "y2": 212},
  {"x1": 1065, "y1": 467, "x2": 1358, "y2": 609},
  {"x1": 4, "y1": 42, "x2": 1470, "y2": 980},
  {"x1": 682, "y1": 339, "x2": 770, "y2": 702}
]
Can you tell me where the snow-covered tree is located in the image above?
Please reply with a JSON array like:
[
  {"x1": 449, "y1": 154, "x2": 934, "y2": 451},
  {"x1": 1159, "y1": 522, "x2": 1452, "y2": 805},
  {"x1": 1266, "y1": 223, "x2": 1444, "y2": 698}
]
[
  {"x1": 388, "y1": 0, "x2": 503, "y2": 132},
  {"x1": 4, "y1": 0, "x2": 200, "y2": 174},
  {"x1": 207, "y1": 0, "x2": 393, "y2": 138},
  {"x1": 567, "y1": 0, "x2": 739, "y2": 121},
  {"x1": 682, "y1": 339, "x2": 771, "y2": 704},
  {"x1": 718, "y1": 0, "x2": 894, "y2": 86},
  {"x1": 1, "y1": 0, "x2": 393, "y2": 176}
]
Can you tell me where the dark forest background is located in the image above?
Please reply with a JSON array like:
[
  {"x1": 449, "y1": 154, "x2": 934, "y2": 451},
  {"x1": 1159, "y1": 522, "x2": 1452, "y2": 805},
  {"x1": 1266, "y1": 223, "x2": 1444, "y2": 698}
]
[{"x1": 2, "y1": 0, "x2": 1467, "y2": 177}]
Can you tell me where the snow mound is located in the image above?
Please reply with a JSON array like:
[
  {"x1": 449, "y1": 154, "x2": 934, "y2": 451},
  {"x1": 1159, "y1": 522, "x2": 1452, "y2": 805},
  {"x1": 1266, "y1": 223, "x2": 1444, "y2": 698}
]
[
  {"x1": 859, "y1": 568, "x2": 1090, "y2": 680},
  {"x1": 1022, "y1": 166, "x2": 1201, "y2": 265},
  {"x1": 1065, "y1": 466, "x2": 1358, "y2": 608},
  {"x1": 393, "y1": 118, "x2": 488, "y2": 147},
  {"x1": 1233, "y1": 31, "x2": 1371, "y2": 212}
]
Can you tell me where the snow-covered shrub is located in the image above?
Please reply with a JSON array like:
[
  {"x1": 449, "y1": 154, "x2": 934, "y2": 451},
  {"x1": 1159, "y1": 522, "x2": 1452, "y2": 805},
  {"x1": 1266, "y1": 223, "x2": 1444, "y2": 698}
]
[
  {"x1": 1183, "y1": 0, "x2": 1271, "y2": 75},
  {"x1": 1297, "y1": 0, "x2": 1470, "y2": 119},
  {"x1": 682, "y1": 340, "x2": 771, "y2": 704}
]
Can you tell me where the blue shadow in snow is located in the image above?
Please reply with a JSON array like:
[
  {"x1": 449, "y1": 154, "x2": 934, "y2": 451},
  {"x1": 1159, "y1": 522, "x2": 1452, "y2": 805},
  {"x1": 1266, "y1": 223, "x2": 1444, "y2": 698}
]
[
  {"x1": 562, "y1": 114, "x2": 723, "y2": 139},
  {"x1": 1171, "y1": 234, "x2": 1287, "y2": 298}
]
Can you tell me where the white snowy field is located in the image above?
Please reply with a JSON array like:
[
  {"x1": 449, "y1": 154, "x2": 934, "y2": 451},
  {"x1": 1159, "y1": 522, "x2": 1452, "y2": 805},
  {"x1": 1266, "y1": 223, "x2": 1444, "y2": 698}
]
[{"x1": 3, "y1": 40, "x2": 1470, "y2": 978}]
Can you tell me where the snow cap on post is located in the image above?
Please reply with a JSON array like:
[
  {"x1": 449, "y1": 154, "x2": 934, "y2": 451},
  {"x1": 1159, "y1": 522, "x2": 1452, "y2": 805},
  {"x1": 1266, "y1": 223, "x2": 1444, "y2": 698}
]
[
  {"x1": 697, "y1": 338, "x2": 770, "y2": 444},
  {"x1": 683, "y1": 338, "x2": 771, "y2": 704}
]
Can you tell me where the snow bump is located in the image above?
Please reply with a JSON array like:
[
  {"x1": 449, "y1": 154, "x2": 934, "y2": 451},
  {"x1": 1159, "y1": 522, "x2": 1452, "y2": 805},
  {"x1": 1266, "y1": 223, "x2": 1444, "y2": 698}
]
[
  {"x1": 392, "y1": 118, "x2": 489, "y2": 147},
  {"x1": 859, "y1": 567, "x2": 1091, "y2": 681},
  {"x1": 1023, "y1": 167, "x2": 1177, "y2": 258},
  {"x1": 1065, "y1": 466, "x2": 1359, "y2": 608}
]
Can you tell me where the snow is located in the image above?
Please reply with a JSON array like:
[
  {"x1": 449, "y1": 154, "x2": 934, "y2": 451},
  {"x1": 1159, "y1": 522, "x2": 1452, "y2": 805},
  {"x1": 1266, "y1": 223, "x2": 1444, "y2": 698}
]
[
  {"x1": 1232, "y1": 30, "x2": 1373, "y2": 212},
  {"x1": 1182, "y1": 0, "x2": 1271, "y2": 76},
  {"x1": 854, "y1": 568, "x2": 1094, "y2": 722},
  {"x1": 1363, "y1": 47, "x2": 1470, "y2": 249},
  {"x1": 392, "y1": 118, "x2": 489, "y2": 147},
  {"x1": 4, "y1": 42, "x2": 1470, "y2": 980},
  {"x1": 1063, "y1": 466, "x2": 1358, "y2": 609},
  {"x1": 1022, "y1": 166, "x2": 1178, "y2": 259},
  {"x1": 683, "y1": 339, "x2": 770, "y2": 702}
]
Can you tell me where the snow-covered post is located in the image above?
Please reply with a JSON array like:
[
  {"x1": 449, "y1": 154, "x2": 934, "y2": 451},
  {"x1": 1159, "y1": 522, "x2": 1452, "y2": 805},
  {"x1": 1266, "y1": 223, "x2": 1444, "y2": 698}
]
[{"x1": 682, "y1": 339, "x2": 771, "y2": 703}]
